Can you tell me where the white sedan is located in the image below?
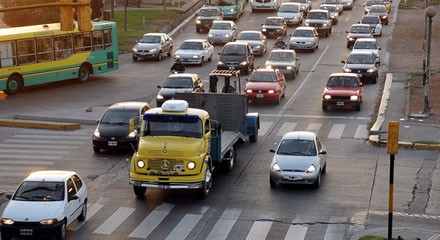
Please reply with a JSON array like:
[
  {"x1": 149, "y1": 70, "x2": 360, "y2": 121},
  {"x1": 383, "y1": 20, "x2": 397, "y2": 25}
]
[
  {"x1": 0, "y1": 171, "x2": 88, "y2": 240},
  {"x1": 174, "y1": 39, "x2": 214, "y2": 66}
]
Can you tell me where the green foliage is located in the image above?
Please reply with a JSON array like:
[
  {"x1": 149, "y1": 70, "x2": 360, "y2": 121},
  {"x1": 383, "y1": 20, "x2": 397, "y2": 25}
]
[
  {"x1": 359, "y1": 236, "x2": 386, "y2": 240},
  {"x1": 2, "y1": 0, "x2": 59, "y2": 27}
]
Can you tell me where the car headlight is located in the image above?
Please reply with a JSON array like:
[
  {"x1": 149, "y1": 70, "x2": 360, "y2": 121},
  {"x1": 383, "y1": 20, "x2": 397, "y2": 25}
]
[
  {"x1": 150, "y1": 48, "x2": 157, "y2": 53},
  {"x1": 286, "y1": 66, "x2": 292, "y2": 70},
  {"x1": 343, "y1": 68, "x2": 352, "y2": 73},
  {"x1": 239, "y1": 61, "x2": 247, "y2": 66},
  {"x1": 228, "y1": 8, "x2": 235, "y2": 13},
  {"x1": 367, "y1": 68, "x2": 377, "y2": 73},
  {"x1": 350, "y1": 95, "x2": 359, "y2": 101},
  {"x1": 276, "y1": 29, "x2": 282, "y2": 32},
  {"x1": 224, "y1": 34, "x2": 230, "y2": 38},
  {"x1": 266, "y1": 65, "x2": 272, "y2": 69},
  {"x1": 132, "y1": 48, "x2": 138, "y2": 53},
  {"x1": 254, "y1": 45, "x2": 261, "y2": 49},
  {"x1": 137, "y1": 160, "x2": 145, "y2": 168},
  {"x1": 196, "y1": 20, "x2": 201, "y2": 24},
  {"x1": 1, "y1": 218, "x2": 14, "y2": 225},
  {"x1": 156, "y1": 94, "x2": 163, "y2": 100},
  {"x1": 323, "y1": 23, "x2": 328, "y2": 27},
  {"x1": 192, "y1": 55, "x2": 199, "y2": 58},
  {"x1": 324, "y1": 94, "x2": 331, "y2": 100},
  {"x1": 304, "y1": 23, "x2": 310, "y2": 26},
  {"x1": 93, "y1": 129, "x2": 100, "y2": 138},
  {"x1": 306, "y1": 165, "x2": 316, "y2": 173},
  {"x1": 246, "y1": 89, "x2": 253, "y2": 93},
  {"x1": 262, "y1": 28, "x2": 267, "y2": 32},
  {"x1": 217, "y1": 61, "x2": 225, "y2": 66},
  {"x1": 175, "y1": 54, "x2": 180, "y2": 59},
  {"x1": 40, "y1": 219, "x2": 58, "y2": 225},
  {"x1": 187, "y1": 161, "x2": 196, "y2": 170},
  {"x1": 208, "y1": 33, "x2": 213, "y2": 37},
  {"x1": 348, "y1": 37, "x2": 355, "y2": 41},
  {"x1": 128, "y1": 131, "x2": 137, "y2": 138},
  {"x1": 268, "y1": 90, "x2": 275, "y2": 94},
  {"x1": 294, "y1": 17, "x2": 298, "y2": 20},
  {"x1": 382, "y1": 16, "x2": 387, "y2": 19},
  {"x1": 272, "y1": 163, "x2": 281, "y2": 172}
]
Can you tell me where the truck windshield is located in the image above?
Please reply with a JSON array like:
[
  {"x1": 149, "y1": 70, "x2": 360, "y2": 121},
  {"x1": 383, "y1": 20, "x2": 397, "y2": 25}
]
[{"x1": 142, "y1": 114, "x2": 203, "y2": 138}]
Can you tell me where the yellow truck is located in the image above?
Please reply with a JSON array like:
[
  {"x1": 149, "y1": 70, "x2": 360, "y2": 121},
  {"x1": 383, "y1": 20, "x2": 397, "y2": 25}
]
[{"x1": 129, "y1": 70, "x2": 259, "y2": 198}]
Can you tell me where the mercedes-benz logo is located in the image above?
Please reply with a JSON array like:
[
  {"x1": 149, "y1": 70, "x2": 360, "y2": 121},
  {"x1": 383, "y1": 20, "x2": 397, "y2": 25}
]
[{"x1": 161, "y1": 160, "x2": 170, "y2": 171}]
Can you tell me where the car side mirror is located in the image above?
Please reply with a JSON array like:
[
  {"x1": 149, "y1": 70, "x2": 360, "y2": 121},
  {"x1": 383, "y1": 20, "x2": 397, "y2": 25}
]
[
  {"x1": 319, "y1": 150, "x2": 327, "y2": 155},
  {"x1": 157, "y1": 85, "x2": 161, "y2": 88},
  {"x1": 341, "y1": 60, "x2": 346, "y2": 64},
  {"x1": 96, "y1": 119, "x2": 100, "y2": 124},
  {"x1": 269, "y1": 149, "x2": 276, "y2": 153},
  {"x1": 378, "y1": 47, "x2": 382, "y2": 50},
  {"x1": 218, "y1": 52, "x2": 221, "y2": 55},
  {"x1": 6, "y1": 194, "x2": 12, "y2": 200},
  {"x1": 345, "y1": 31, "x2": 349, "y2": 33},
  {"x1": 68, "y1": 195, "x2": 79, "y2": 202}
]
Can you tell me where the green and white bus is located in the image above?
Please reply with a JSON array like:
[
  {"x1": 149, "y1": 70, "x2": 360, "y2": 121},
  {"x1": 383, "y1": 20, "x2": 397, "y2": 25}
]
[
  {"x1": 205, "y1": 0, "x2": 247, "y2": 20},
  {"x1": 0, "y1": 20, "x2": 119, "y2": 95}
]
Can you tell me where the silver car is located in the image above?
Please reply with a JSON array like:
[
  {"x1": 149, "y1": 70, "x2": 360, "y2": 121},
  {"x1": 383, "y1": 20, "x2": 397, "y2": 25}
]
[
  {"x1": 208, "y1": 20, "x2": 237, "y2": 45},
  {"x1": 265, "y1": 49, "x2": 300, "y2": 79},
  {"x1": 132, "y1": 33, "x2": 173, "y2": 61},
  {"x1": 289, "y1": 27, "x2": 319, "y2": 52},
  {"x1": 236, "y1": 31, "x2": 267, "y2": 56},
  {"x1": 269, "y1": 131, "x2": 327, "y2": 188},
  {"x1": 174, "y1": 39, "x2": 214, "y2": 66},
  {"x1": 319, "y1": 4, "x2": 340, "y2": 25},
  {"x1": 277, "y1": 2, "x2": 303, "y2": 26}
]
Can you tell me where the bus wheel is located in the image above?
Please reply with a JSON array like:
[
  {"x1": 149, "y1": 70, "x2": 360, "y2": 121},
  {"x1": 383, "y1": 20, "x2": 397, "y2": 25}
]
[
  {"x1": 5, "y1": 74, "x2": 23, "y2": 95},
  {"x1": 78, "y1": 64, "x2": 91, "y2": 82}
]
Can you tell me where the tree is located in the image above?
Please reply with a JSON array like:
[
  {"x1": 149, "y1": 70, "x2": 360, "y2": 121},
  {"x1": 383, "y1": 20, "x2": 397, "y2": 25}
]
[
  {"x1": 2, "y1": 0, "x2": 59, "y2": 27},
  {"x1": 91, "y1": 0, "x2": 104, "y2": 19}
]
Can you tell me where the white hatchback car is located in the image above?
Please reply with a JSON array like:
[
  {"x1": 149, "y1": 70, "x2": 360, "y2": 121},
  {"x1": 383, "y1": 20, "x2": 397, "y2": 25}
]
[
  {"x1": 289, "y1": 27, "x2": 319, "y2": 52},
  {"x1": 352, "y1": 38, "x2": 381, "y2": 64},
  {"x1": 174, "y1": 39, "x2": 214, "y2": 66},
  {"x1": 0, "y1": 171, "x2": 88, "y2": 240}
]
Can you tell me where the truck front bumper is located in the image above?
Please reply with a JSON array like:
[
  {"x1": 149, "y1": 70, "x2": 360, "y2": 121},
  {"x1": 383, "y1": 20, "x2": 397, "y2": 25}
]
[{"x1": 129, "y1": 180, "x2": 202, "y2": 189}]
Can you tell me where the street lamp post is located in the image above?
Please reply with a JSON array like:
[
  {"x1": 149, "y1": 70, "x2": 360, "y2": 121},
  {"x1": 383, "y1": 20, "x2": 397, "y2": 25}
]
[{"x1": 423, "y1": 6, "x2": 436, "y2": 115}]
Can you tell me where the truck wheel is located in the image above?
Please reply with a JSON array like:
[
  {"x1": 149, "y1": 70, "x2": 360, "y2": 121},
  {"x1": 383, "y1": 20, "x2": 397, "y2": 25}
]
[
  {"x1": 199, "y1": 167, "x2": 212, "y2": 199},
  {"x1": 249, "y1": 133, "x2": 258, "y2": 143},
  {"x1": 133, "y1": 186, "x2": 146, "y2": 198},
  {"x1": 222, "y1": 147, "x2": 235, "y2": 173}
]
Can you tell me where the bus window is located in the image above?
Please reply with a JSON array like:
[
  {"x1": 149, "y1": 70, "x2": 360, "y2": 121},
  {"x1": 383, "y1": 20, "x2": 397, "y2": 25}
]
[
  {"x1": 54, "y1": 35, "x2": 73, "y2": 60},
  {"x1": 0, "y1": 41, "x2": 17, "y2": 67},
  {"x1": 17, "y1": 39, "x2": 36, "y2": 65},
  {"x1": 37, "y1": 37, "x2": 54, "y2": 62},
  {"x1": 74, "y1": 32, "x2": 92, "y2": 52},
  {"x1": 103, "y1": 29, "x2": 112, "y2": 49},
  {"x1": 92, "y1": 31, "x2": 103, "y2": 50}
]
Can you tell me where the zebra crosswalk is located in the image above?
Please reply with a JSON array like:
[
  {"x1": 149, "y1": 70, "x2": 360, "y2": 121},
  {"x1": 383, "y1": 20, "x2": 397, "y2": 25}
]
[{"x1": 66, "y1": 201, "x2": 352, "y2": 240}]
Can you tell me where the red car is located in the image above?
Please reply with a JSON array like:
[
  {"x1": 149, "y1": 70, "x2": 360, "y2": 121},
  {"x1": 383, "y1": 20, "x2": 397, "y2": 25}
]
[
  {"x1": 368, "y1": 5, "x2": 389, "y2": 25},
  {"x1": 322, "y1": 73, "x2": 364, "y2": 111},
  {"x1": 245, "y1": 68, "x2": 286, "y2": 104}
]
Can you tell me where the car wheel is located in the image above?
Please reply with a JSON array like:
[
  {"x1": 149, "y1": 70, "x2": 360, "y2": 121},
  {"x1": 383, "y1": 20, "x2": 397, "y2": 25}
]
[
  {"x1": 373, "y1": 76, "x2": 377, "y2": 84},
  {"x1": 196, "y1": 27, "x2": 200, "y2": 33},
  {"x1": 1, "y1": 232, "x2": 12, "y2": 240},
  {"x1": 322, "y1": 163, "x2": 327, "y2": 174},
  {"x1": 4, "y1": 74, "x2": 24, "y2": 95},
  {"x1": 312, "y1": 173, "x2": 321, "y2": 188},
  {"x1": 208, "y1": 54, "x2": 212, "y2": 62},
  {"x1": 200, "y1": 57, "x2": 204, "y2": 66},
  {"x1": 133, "y1": 186, "x2": 146, "y2": 198},
  {"x1": 322, "y1": 104, "x2": 328, "y2": 111},
  {"x1": 57, "y1": 220, "x2": 67, "y2": 240},
  {"x1": 356, "y1": 104, "x2": 361, "y2": 111},
  {"x1": 93, "y1": 147, "x2": 100, "y2": 153},
  {"x1": 291, "y1": 70, "x2": 297, "y2": 80},
  {"x1": 157, "y1": 51, "x2": 162, "y2": 61},
  {"x1": 346, "y1": 43, "x2": 350, "y2": 48},
  {"x1": 167, "y1": 47, "x2": 172, "y2": 57},
  {"x1": 221, "y1": 147, "x2": 235, "y2": 173},
  {"x1": 199, "y1": 166, "x2": 212, "y2": 199},
  {"x1": 77, "y1": 200, "x2": 87, "y2": 221},
  {"x1": 132, "y1": 56, "x2": 137, "y2": 61},
  {"x1": 270, "y1": 177, "x2": 276, "y2": 188}
]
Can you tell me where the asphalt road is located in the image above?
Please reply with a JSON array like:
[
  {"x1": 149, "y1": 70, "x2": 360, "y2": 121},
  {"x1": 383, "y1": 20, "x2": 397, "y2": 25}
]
[{"x1": 1, "y1": 1, "x2": 440, "y2": 239}]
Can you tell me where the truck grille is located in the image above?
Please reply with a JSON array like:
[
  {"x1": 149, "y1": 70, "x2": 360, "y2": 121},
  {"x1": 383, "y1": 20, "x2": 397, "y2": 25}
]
[
  {"x1": 331, "y1": 96, "x2": 351, "y2": 100},
  {"x1": 148, "y1": 159, "x2": 184, "y2": 170}
]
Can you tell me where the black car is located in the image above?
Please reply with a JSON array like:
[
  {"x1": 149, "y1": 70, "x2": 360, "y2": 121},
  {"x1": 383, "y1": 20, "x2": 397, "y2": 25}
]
[
  {"x1": 342, "y1": 51, "x2": 379, "y2": 84},
  {"x1": 92, "y1": 102, "x2": 150, "y2": 153},
  {"x1": 195, "y1": 6, "x2": 223, "y2": 33},
  {"x1": 156, "y1": 73, "x2": 205, "y2": 107},
  {"x1": 261, "y1": 17, "x2": 288, "y2": 38},
  {"x1": 217, "y1": 42, "x2": 255, "y2": 75}
]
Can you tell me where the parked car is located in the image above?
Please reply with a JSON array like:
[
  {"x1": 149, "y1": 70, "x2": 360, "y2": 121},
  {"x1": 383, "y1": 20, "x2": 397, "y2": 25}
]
[
  {"x1": 244, "y1": 68, "x2": 287, "y2": 104},
  {"x1": 368, "y1": 5, "x2": 389, "y2": 25},
  {"x1": 217, "y1": 42, "x2": 255, "y2": 74},
  {"x1": 352, "y1": 38, "x2": 381, "y2": 64},
  {"x1": 322, "y1": 73, "x2": 364, "y2": 111},
  {"x1": 208, "y1": 20, "x2": 238, "y2": 45},
  {"x1": 156, "y1": 73, "x2": 204, "y2": 107},
  {"x1": 342, "y1": 51, "x2": 379, "y2": 84},
  {"x1": 346, "y1": 24, "x2": 373, "y2": 48},
  {"x1": 360, "y1": 15, "x2": 383, "y2": 37},
  {"x1": 265, "y1": 49, "x2": 300, "y2": 80},
  {"x1": 319, "y1": 4, "x2": 340, "y2": 25},
  {"x1": 322, "y1": 0, "x2": 344, "y2": 14},
  {"x1": 304, "y1": 9, "x2": 333, "y2": 37},
  {"x1": 250, "y1": 0, "x2": 280, "y2": 11},
  {"x1": 236, "y1": 31, "x2": 268, "y2": 56},
  {"x1": 195, "y1": 6, "x2": 223, "y2": 33},
  {"x1": 132, "y1": 33, "x2": 173, "y2": 61},
  {"x1": 269, "y1": 131, "x2": 327, "y2": 188},
  {"x1": 289, "y1": 27, "x2": 320, "y2": 52},
  {"x1": 286, "y1": 0, "x2": 312, "y2": 16},
  {"x1": 261, "y1": 16, "x2": 288, "y2": 38},
  {"x1": 174, "y1": 39, "x2": 214, "y2": 66},
  {"x1": 277, "y1": 2, "x2": 304, "y2": 26},
  {"x1": 341, "y1": 0, "x2": 354, "y2": 10},
  {"x1": 0, "y1": 171, "x2": 88, "y2": 240},
  {"x1": 92, "y1": 102, "x2": 150, "y2": 153}
]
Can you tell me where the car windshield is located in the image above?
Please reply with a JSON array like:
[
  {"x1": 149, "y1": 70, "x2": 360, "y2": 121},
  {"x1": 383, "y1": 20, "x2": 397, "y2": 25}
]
[
  {"x1": 366, "y1": 0, "x2": 383, "y2": 6},
  {"x1": 13, "y1": 181, "x2": 65, "y2": 201},
  {"x1": 199, "y1": 8, "x2": 219, "y2": 17},
  {"x1": 293, "y1": 29, "x2": 314, "y2": 37},
  {"x1": 268, "y1": 51, "x2": 295, "y2": 62},
  {"x1": 162, "y1": 77, "x2": 194, "y2": 88},
  {"x1": 142, "y1": 114, "x2": 203, "y2": 138},
  {"x1": 249, "y1": 72, "x2": 278, "y2": 82},
  {"x1": 179, "y1": 41, "x2": 203, "y2": 50},
  {"x1": 101, "y1": 109, "x2": 138, "y2": 125},
  {"x1": 370, "y1": 6, "x2": 387, "y2": 13},
  {"x1": 140, "y1": 35, "x2": 161, "y2": 43},
  {"x1": 327, "y1": 76, "x2": 359, "y2": 87},
  {"x1": 264, "y1": 18, "x2": 284, "y2": 26},
  {"x1": 211, "y1": 22, "x2": 231, "y2": 30},
  {"x1": 289, "y1": 0, "x2": 307, "y2": 4},
  {"x1": 350, "y1": 26, "x2": 371, "y2": 33},
  {"x1": 362, "y1": 16, "x2": 380, "y2": 24},
  {"x1": 307, "y1": 12, "x2": 327, "y2": 19},
  {"x1": 354, "y1": 41, "x2": 377, "y2": 49},
  {"x1": 324, "y1": 0, "x2": 341, "y2": 4},
  {"x1": 347, "y1": 54, "x2": 375, "y2": 64},
  {"x1": 277, "y1": 139, "x2": 316, "y2": 156},
  {"x1": 238, "y1": 33, "x2": 261, "y2": 41},
  {"x1": 279, "y1": 4, "x2": 300, "y2": 12},
  {"x1": 222, "y1": 45, "x2": 246, "y2": 55},
  {"x1": 320, "y1": 6, "x2": 337, "y2": 12}
]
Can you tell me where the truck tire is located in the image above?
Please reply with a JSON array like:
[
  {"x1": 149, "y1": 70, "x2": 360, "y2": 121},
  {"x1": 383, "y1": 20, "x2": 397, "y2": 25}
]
[
  {"x1": 134, "y1": 186, "x2": 146, "y2": 198},
  {"x1": 221, "y1": 147, "x2": 236, "y2": 173},
  {"x1": 199, "y1": 167, "x2": 212, "y2": 199},
  {"x1": 249, "y1": 133, "x2": 258, "y2": 143}
]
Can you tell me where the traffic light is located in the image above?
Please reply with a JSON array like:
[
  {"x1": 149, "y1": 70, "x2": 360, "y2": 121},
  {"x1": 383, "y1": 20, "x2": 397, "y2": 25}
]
[
  {"x1": 77, "y1": 0, "x2": 92, "y2": 31},
  {"x1": 60, "y1": 0, "x2": 74, "y2": 31}
]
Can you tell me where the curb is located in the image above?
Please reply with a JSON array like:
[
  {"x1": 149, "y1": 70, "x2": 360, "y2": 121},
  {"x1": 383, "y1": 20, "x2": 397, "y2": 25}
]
[{"x1": 0, "y1": 119, "x2": 80, "y2": 131}]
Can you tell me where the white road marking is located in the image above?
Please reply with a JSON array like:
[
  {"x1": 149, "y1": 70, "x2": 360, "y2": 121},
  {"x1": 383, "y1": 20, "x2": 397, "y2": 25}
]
[
  {"x1": 258, "y1": 121, "x2": 273, "y2": 136},
  {"x1": 93, "y1": 207, "x2": 135, "y2": 235},
  {"x1": 354, "y1": 124, "x2": 369, "y2": 139},
  {"x1": 306, "y1": 123, "x2": 322, "y2": 133},
  {"x1": 128, "y1": 203, "x2": 174, "y2": 238},
  {"x1": 166, "y1": 207, "x2": 209, "y2": 240},
  {"x1": 276, "y1": 122, "x2": 297, "y2": 136},
  {"x1": 327, "y1": 124, "x2": 345, "y2": 139},
  {"x1": 207, "y1": 208, "x2": 242, "y2": 240},
  {"x1": 323, "y1": 217, "x2": 346, "y2": 240}
]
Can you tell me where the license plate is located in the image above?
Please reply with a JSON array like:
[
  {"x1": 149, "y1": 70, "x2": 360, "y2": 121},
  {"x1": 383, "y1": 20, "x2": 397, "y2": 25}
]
[
  {"x1": 269, "y1": 32, "x2": 274, "y2": 35},
  {"x1": 228, "y1": 66, "x2": 235, "y2": 70},
  {"x1": 20, "y1": 229, "x2": 33, "y2": 236},
  {"x1": 284, "y1": 175, "x2": 302, "y2": 180},
  {"x1": 336, "y1": 102, "x2": 345, "y2": 106},
  {"x1": 256, "y1": 94, "x2": 264, "y2": 98},
  {"x1": 357, "y1": 74, "x2": 362, "y2": 77},
  {"x1": 108, "y1": 141, "x2": 117, "y2": 146},
  {"x1": 204, "y1": 24, "x2": 210, "y2": 27}
]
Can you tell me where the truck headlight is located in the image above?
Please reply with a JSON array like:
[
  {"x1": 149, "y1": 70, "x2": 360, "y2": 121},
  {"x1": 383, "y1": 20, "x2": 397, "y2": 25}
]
[
  {"x1": 350, "y1": 95, "x2": 359, "y2": 101},
  {"x1": 137, "y1": 160, "x2": 145, "y2": 168},
  {"x1": 187, "y1": 161, "x2": 196, "y2": 170}
]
